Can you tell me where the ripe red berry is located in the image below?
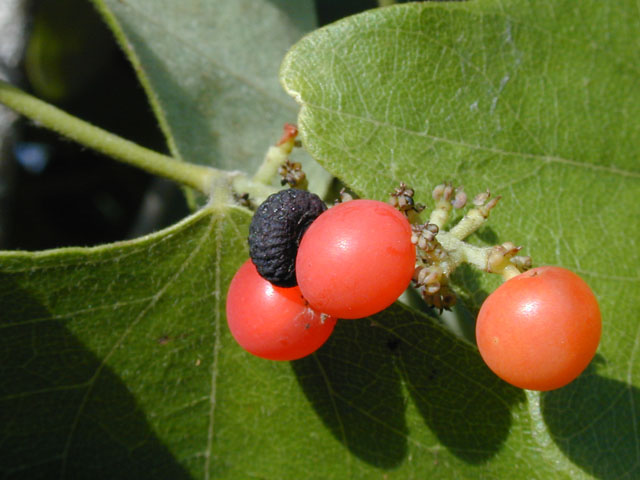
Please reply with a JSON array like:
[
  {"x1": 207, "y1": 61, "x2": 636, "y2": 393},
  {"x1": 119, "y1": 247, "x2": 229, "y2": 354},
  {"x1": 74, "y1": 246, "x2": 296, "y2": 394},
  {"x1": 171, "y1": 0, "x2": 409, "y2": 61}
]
[
  {"x1": 226, "y1": 259, "x2": 337, "y2": 361},
  {"x1": 476, "y1": 266, "x2": 601, "y2": 391},
  {"x1": 295, "y1": 199, "x2": 416, "y2": 319}
]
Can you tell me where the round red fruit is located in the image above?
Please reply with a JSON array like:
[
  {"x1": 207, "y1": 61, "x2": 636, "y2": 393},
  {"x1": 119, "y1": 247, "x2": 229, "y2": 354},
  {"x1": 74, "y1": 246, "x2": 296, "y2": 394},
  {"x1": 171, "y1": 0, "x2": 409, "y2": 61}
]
[
  {"x1": 226, "y1": 259, "x2": 337, "y2": 361},
  {"x1": 476, "y1": 266, "x2": 601, "y2": 391},
  {"x1": 296, "y1": 199, "x2": 415, "y2": 319}
]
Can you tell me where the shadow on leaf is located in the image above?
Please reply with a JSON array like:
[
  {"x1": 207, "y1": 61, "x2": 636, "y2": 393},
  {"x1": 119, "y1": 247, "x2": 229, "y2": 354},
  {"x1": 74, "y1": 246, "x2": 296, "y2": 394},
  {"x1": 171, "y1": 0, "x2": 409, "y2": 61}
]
[
  {"x1": 291, "y1": 316, "x2": 409, "y2": 469},
  {"x1": 392, "y1": 304, "x2": 524, "y2": 464},
  {"x1": 472, "y1": 225, "x2": 499, "y2": 246},
  {"x1": 451, "y1": 263, "x2": 491, "y2": 315},
  {"x1": 0, "y1": 274, "x2": 191, "y2": 479},
  {"x1": 292, "y1": 303, "x2": 524, "y2": 468},
  {"x1": 542, "y1": 358, "x2": 640, "y2": 480}
]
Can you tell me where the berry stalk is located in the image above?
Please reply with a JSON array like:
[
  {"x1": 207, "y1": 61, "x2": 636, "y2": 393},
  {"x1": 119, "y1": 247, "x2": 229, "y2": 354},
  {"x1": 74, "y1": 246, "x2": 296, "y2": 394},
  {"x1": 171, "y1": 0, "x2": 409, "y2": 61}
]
[{"x1": 390, "y1": 182, "x2": 532, "y2": 310}]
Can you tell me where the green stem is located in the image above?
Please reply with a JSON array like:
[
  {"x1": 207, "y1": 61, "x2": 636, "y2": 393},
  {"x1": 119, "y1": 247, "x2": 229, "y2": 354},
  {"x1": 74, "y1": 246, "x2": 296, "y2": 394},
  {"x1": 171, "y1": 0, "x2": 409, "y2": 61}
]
[
  {"x1": 500, "y1": 264, "x2": 522, "y2": 281},
  {"x1": 0, "y1": 79, "x2": 217, "y2": 194},
  {"x1": 252, "y1": 126, "x2": 297, "y2": 186},
  {"x1": 436, "y1": 231, "x2": 487, "y2": 272},
  {"x1": 253, "y1": 145, "x2": 288, "y2": 185},
  {"x1": 378, "y1": 0, "x2": 397, "y2": 7}
]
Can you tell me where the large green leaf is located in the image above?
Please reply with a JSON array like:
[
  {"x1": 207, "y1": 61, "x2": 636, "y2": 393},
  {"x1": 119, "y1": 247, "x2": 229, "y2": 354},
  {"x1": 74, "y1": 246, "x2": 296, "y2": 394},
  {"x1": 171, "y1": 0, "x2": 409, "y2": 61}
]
[
  {"x1": 280, "y1": 0, "x2": 640, "y2": 478},
  {"x1": 0, "y1": 206, "x2": 249, "y2": 478},
  {"x1": 91, "y1": 0, "x2": 330, "y2": 194},
  {"x1": 0, "y1": 205, "x2": 528, "y2": 479}
]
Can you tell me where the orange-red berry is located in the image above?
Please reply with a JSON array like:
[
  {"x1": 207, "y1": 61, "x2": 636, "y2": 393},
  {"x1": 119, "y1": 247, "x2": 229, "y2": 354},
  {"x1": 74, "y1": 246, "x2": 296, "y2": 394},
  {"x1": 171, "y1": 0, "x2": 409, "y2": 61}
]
[
  {"x1": 476, "y1": 266, "x2": 601, "y2": 391},
  {"x1": 226, "y1": 260, "x2": 336, "y2": 360},
  {"x1": 296, "y1": 199, "x2": 415, "y2": 319}
]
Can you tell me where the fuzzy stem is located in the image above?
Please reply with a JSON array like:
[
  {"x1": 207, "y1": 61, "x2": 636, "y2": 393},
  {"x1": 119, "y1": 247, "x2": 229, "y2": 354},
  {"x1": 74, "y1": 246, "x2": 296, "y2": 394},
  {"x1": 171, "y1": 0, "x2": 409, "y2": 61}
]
[
  {"x1": 252, "y1": 127, "x2": 297, "y2": 185},
  {"x1": 500, "y1": 264, "x2": 522, "y2": 281},
  {"x1": 429, "y1": 199, "x2": 452, "y2": 230},
  {"x1": 0, "y1": 79, "x2": 218, "y2": 193},
  {"x1": 436, "y1": 231, "x2": 524, "y2": 282},
  {"x1": 437, "y1": 231, "x2": 489, "y2": 272},
  {"x1": 230, "y1": 173, "x2": 279, "y2": 203},
  {"x1": 253, "y1": 145, "x2": 289, "y2": 185},
  {"x1": 449, "y1": 209, "x2": 487, "y2": 240}
]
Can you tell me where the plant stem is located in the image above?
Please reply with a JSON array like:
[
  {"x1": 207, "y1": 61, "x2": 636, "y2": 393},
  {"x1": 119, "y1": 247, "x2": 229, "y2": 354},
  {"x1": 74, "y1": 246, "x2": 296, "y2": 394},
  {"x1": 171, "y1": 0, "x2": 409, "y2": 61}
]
[
  {"x1": 0, "y1": 79, "x2": 215, "y2": 194},
  {"x1": 378, "y1": 0, "x2": 397, "y2": 6},
  {"x1": 500, "y1": 264, "x2": 522, "y2": 281},
  {"x1": 253, "y1": 145, "x2": 287, "y2": 185},
  {"x1": 437, "y1": 231, "x2": 487, "y2": 272},
  {"x1": 253, "y1": 123, "x2": 298, "y2": 186}
]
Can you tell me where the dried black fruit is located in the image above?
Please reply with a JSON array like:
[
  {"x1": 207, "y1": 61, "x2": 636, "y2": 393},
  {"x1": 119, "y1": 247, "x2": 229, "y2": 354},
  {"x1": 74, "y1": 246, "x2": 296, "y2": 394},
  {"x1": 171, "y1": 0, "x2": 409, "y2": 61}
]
[{"x1": 249, "y1": 189, "x2": 327, "y2": 287}]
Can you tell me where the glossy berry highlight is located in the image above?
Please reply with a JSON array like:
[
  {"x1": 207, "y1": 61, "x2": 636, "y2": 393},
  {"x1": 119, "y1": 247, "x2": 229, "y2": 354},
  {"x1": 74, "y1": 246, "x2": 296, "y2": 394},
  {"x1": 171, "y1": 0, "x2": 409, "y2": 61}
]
[
  {"x1": 226, "y1": 259, "x2": 337, "y2": 361},
  {"x1": 296, "y1": 199, "x2": 415, "y2": 319},
  {"x1": 476, "y1": 266, "x2": 601, "y2": 391}
]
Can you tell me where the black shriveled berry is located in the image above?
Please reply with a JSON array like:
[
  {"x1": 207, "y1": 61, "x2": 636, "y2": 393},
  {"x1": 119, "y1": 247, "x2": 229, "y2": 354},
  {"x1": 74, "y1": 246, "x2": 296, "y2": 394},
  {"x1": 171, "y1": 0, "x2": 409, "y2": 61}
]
[{"x1": 249, "y1": 189, "x2": 326, "y2": 287}]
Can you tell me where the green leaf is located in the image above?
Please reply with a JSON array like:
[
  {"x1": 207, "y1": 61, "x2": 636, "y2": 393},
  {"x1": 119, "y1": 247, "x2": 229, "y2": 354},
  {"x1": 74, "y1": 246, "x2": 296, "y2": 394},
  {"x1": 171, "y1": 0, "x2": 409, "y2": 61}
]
[
  {"x1": 0, "y1": 207, "x2": 529, "y2": 478},
  {"x1": 281, "y1": 0, "x2": 640, "y2": 478},
  {"x1": 0, "y1": 206, "x2": 250, "y2": 478},
  {"x1": 91, "y1": 0, "x2": 331, "y2": 195}
]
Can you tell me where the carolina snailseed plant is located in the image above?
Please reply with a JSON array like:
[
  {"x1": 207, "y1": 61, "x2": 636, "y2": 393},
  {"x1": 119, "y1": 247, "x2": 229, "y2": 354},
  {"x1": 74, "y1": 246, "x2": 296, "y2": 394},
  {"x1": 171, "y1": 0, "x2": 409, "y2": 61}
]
[{"x1": 0, "y1": 1, "x2": 637, "y2": 479}]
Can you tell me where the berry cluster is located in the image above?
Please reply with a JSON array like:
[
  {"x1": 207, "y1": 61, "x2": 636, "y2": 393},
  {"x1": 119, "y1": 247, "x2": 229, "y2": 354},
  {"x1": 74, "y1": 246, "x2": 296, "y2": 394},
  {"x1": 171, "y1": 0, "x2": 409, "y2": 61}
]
[
  {"x1": 226, "y1": 165, "x2": 601, "y2": 389},
  {"x1": 226, "y1": 189, "x2": 415, "y2": 360}
]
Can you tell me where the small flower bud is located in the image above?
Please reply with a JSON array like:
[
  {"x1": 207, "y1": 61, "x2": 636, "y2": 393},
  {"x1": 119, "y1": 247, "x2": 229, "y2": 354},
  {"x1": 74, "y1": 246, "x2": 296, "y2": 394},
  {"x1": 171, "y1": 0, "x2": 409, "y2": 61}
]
[
  {"x1": 473, "y1": 190, "x2": 491, "y2": 206},
  {"x1": 432, "y1": 183, "x2": 446, "y2": 200},
  {"x1": 452, "y1": 188, "x2": 467, "y2": 209}
]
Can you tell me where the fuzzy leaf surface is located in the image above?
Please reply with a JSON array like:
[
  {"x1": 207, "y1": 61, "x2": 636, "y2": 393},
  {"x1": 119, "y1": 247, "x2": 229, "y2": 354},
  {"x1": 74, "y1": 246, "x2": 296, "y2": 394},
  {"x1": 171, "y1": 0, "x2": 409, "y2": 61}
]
[
  {"x1": 281, "y1": 1, "x2": 640, "y2": 478},
  {"x1": 2, "y1": 1, "x2": 639, "y2": 479},
  {"x1": 0, "y1": 204, "x2": 530, "y2": 479},
  {"x1": 92, "y1": 0, "x2": 330, "y2": 193},
  {"x1": 0, "y1": 207, "x2": 249, "y2": 478}
]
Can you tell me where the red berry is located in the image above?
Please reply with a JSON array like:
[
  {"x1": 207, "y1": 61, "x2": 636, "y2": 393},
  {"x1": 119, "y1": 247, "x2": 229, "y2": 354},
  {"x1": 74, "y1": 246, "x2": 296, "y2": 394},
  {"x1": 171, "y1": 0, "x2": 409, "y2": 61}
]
[
  {"x1": 226, "y1": 260, "x2": 337, "y2": 360},
  {"x1": 476, "y1": 266, "x2": 601, "y2": 391},
  {"x1": 295, "y1": 199, "x2": 415, "y2": 319}
]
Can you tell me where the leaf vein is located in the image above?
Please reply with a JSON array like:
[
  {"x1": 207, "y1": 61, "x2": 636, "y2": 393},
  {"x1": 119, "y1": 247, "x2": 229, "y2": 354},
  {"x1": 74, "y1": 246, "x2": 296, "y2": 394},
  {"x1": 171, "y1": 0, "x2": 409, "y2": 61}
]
[
  {"x1": 302, "y1": 102, "x2": 640, "y2": 178},
  {"x1": 58, "y1": 206, "x2": 218, "y2": 478},
  {"x1": 204, "y1": 212, "x2": 224, "y2": 479}
]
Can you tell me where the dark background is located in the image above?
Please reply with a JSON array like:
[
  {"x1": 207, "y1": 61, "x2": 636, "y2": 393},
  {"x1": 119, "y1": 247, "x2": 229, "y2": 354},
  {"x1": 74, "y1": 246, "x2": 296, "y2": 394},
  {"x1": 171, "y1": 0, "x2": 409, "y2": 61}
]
[{"x1": 2, "y1": 0, "x2": 389, "y2": 251}]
